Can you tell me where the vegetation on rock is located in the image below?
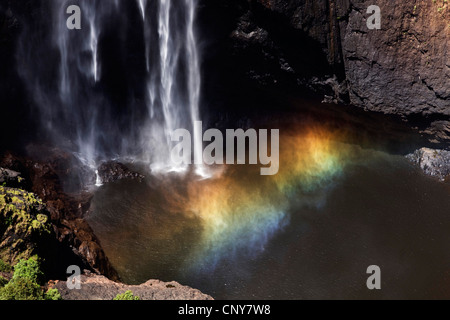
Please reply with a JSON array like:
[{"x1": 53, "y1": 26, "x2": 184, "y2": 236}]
[
  {"x1": 0, "y1": 186, "x2": 52, "y2": 265},
  {"x1": 0, "y1": 276, "x2": 44, "y2": 300},
  {"x1": 0, "y1": 256, "x2": 61, "y2": 300},
  {"x1": 12, "y1": 256, "x2": 43, "y2": 284},
  {"x1": 0, "y1": 185, "x2": 63, "y2": 300},
  {"x1": 44, "y1": 288, "x2": 62, "y2": 300},
  {"x1": 0, "y1": 276, "x2": 8, "y2": 287},
  {"x1": 113, "y1": 290, "x2": 140, "y2": 301},
  {"x1": 0, "y1": 259, "x2": 12, "y2": 273}
]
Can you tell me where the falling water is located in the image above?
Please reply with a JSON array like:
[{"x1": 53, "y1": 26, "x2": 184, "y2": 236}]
[
  {"x1": 17, "y1": 0, "x2": 205, "y2": 180},
  {"x1": 95, "y1": 170, "x2": 103, "y2": 187},
  {"x1": 139, "y1": 0, "x2": 205, "y2": 176},
  {"x1": 51, "y1": 0, "x2": 121, "y2": 169},
  {"x1": 137, "y1": 0, "x2": 147, "y2": 20},
  {"x1": 185, "y1": 0, "x2": 206, "y2": 177},
  {"x1": 88, "y1": 20, "x2": 99, "y2": 83}
]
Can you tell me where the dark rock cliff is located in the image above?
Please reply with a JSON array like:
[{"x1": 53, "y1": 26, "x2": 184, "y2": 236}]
[
  {"x1": 1, "y1": 0, "x2": 448, "y2": 139},
  {"x1": 0, "y1": 151, "x2": 120, "y2": 281},
  {"x1": 338, "y1": 0, "x2": 449, "y2": 116},
  {"x1": 199, "y1": 0, "x2": 449, "y2": 117}
]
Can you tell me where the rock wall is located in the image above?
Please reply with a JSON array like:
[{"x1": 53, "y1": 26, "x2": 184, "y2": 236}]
[
  {"x1": 201, "y1": 0, "x2": 449, "y2": 116},
  {"x1": 0, "y1": 151, "x2": 120, "y2": 281},
  {"x1": 338, "y1": 0, "x2": 449, "y2": 115}
]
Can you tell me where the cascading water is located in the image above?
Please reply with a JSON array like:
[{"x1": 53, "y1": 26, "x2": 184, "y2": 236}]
[
  {"x1": 95, "y1": 170, "x2": 103, "y2": 187},
  {"x1": 137, "y1": 0, "x2": 147, "y2": 21},
  {"x1": 138, "y1": 0, "x2": 206, "y2": 175},
  {"x1": 52, "y1": 0, "x2": 118, "y2": 170},
  {"x1": 18, "y1": 0, "x2": 205, "y2": 179}
]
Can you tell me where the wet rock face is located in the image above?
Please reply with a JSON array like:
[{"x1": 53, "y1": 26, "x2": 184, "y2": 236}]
[
  {"x1": 0, "y1": 187, "x2": 52, "y2": 265},
  {"x1": 338, "y1": 0, "x2": 449, "y2": 116},
  {"x1": 199, "y1": 0, "x2": 340, "y2": 92},
  {"x1": 201, "y1": 0, "x2": 449, "y2": 116},
  {"x1": 0, "y1": 186, "x2": 88, "y2": 279},
  {"x1": 420, "y1": 121, "x2": 450, "y2": 146},
  {"x1": 53, "y1": 272, "x2": 214, "y2": 300},
  {"x1": 97, "y1": 162, "x2": 145, "y2": 184},
  {"x1": 0, "y1": 168, "x2": 25, "y2": 189},
  {"x1": 406, "y1": 148, "x2": 450, "y2": 181},
  {"x1": 0, "y1": 151, "x2": 119, "y2": 281}
]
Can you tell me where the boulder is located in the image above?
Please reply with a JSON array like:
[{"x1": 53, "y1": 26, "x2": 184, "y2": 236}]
[
  {"x1": 97, "y1": 162, "x2": 145, "y2": 184},
  {"x1": 406, "y1": 148, "x2": 450, "y2": 181},
  {"x1": 0, "y1": 168, "x2": 25, "y2": 189}
]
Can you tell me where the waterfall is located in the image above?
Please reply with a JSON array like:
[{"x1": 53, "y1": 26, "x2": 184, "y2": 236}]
[
  {"x1": 139, "y1": 0, "x2": 206, "y2": 176},
  {"x1": 95, "y1": 170, "x2": 103, "y2": 187},
  {"x1": 88, "y1": 18, "x2": 99, "y2": 83},
  {"x1": 137, "y1": 0, "x2": 147, "y2": 20},
  {"x1": 52, "y1": 0, "x2": 117, "y2": 169},
  {"x1": 185, "y1": 0, "x2": 206, "y2": 177},
  {"x1": 17, "y1": 0, "x2": 205, "y2": 180}
]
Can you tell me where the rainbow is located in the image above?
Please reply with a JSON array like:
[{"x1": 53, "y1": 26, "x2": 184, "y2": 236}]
[{"x1": 183, "y1": 127, "x2": 357, "y2": 271}]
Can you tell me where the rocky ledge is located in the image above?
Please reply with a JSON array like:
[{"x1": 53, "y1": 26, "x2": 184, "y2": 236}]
[
  {"x1": 51, "y1": 271, "x2": 213, "y2": 300},
  {"x1": 406, "y1": 148, "x2": 450, "y2": 182},
  {"x1": 0, "y1": 151, "x2": 119, "y2": 281},
  {"x1": 0, "y1": 168, "x2": 24, "y2": 189},
  {"x1": 97, "y1": 161, "x2": 145, "y2": 184}
]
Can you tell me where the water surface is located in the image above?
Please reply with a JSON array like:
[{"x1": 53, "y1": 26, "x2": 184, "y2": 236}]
[{"x1": 87, "y1": 125, "x2": 450, "y2": 299}]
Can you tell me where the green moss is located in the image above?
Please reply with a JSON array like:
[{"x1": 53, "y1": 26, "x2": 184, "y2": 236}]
[
  {"x1": 13, "y1": 257, "x2": 44, "y2": 285},
  {"x1": 11, "y1": 196, "x2": 21, "y2": 204},
  {"x1": 0, "y1": 259, "x2": 12, "y2": 273},
  {"x1": 0, "y1": 277, "x2": 43, "y2": 300},
  {"x1": 44, "y1": 288, "x2": 62, "y2": 300},
  {"x1": 113, "y1": 290, "x2": 140, "y2": 300},
  {"x1": 0, "y1": 188, "x2": 51, "y2": 239},
  {"x1": 1, "y1": 188, "x2": 52, "y2": 264},
  {"x1": 0, "y1": 276, "x2": 8, "y2": 288},
  {"x1": 0, "y1": 257, "x2": 63, "y2": 300},
  {"x1": 0, "y1": 187, "x2": 62, "y2": 301}
]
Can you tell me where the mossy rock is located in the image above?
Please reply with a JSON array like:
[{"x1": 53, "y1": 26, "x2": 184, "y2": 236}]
[
  {"x1": 0, "y1": 259, "x2": 12, "y2": 273},
  {"x1": 0, "y1": 187, "x2": 53, "y2": 266},
  {"x1": 0, "y1": 276, "x2": 8, "y2": 288},
  {"x1": 113, "y1": 290, "x2": 140, "y2": 300},
  {"x1": 0, "y1": 277, "x2": 44, "y2": 300},
  {"x1": 0, "y1": 168, "x2": 26, "y2": 189},
  {"x1": 0, "y1": 257, "x2": 63, "y2": 300}
]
